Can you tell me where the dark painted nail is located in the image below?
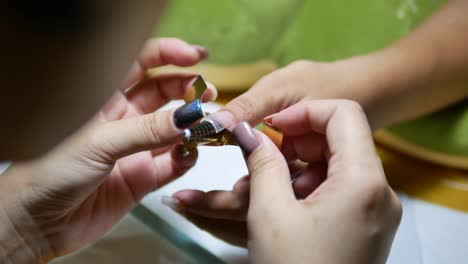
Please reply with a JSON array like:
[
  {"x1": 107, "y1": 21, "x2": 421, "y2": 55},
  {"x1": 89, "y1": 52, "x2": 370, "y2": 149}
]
[
  {"x1": 174, "y1": 100, "x2": 205, "y2": 128},
  {"x1": 192, "y1": 45, "x2": 209, "y2": 60},
  {"x1": 233, "y1": 122, "x2": 260, "y2": 155}
]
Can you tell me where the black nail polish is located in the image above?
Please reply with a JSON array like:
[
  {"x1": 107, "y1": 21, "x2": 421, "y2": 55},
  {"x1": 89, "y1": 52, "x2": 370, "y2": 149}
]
[{"x1": 173, "y1": 99, "x2": 205, "y2": 128}]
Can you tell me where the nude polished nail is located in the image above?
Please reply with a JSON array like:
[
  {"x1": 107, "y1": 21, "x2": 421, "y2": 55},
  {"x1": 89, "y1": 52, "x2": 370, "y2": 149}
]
[{"x1": 233, "y1": 122, "x2": 260, "y2": 155}]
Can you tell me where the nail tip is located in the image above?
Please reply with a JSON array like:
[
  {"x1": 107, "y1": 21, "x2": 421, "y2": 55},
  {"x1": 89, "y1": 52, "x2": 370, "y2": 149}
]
[
  {"x1": 161, "y1": 196, "x2": 179, "y2": 210},
  {"x1": 193, "y1": 45, "x2": 209, "y2": 59},
  {"x1": 263, "y1": 115, "x2": 274, "y2": 125}
]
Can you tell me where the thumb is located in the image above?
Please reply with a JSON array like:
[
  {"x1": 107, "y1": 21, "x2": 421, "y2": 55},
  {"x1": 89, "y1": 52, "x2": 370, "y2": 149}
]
[
  {"x1": 233, "y1": 122, "x2": 294, "y2": 211},
  {"x1": 84, "y1": 109, "x2": 182, "y2": 163},
  {"x1": 206, "y1": 75, "x2": 296, "y2": 130}
]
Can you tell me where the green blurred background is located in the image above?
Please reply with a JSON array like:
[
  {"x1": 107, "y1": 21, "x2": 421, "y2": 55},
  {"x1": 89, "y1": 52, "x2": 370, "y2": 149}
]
[{"x1": 154, "y1": 0, "x2": 468, "y2": 163}]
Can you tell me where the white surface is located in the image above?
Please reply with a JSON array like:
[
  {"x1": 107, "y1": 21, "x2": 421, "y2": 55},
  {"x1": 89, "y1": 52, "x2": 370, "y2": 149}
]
[
  {"x1": 413, "y1": 198, "x2": 468, "y2": 264},
  {"x1": 388, "y1": 193, "x2": 421, "y2": 264}
]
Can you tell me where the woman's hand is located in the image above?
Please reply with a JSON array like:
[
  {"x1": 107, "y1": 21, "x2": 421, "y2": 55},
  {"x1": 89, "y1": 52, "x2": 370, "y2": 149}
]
[
  {"x1": 167, "y1": 59, "x2": 381, "y2": 245},
  {"x1": 0, "y1": 38, "x2": 216, "y2": 262},
  {"x1": 246, "y1": 100, "x2": 401, "y2": 263}
]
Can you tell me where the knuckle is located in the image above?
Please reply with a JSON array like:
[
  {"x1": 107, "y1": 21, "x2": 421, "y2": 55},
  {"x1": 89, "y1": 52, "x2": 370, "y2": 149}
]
[
  {"x1": 248, "y1": 153, "x2": 280, "y2": 175},
  {"x1": 254, "y1": 72, "x2": 286, "y2": 96},
  {"x1": 140, "y1": 114, "x2": 162, "y2": 145},
  {"x1": 287, "y1": 59, "x2": 312, "y2": 69},
  {"x1": 360, "y1": 178, "x2": 389, "y2": 215},
  {"x1": 338, "y1": 100, "x2": 366, "y2": 117},
  {"x1": 140, "y1": 38, "x2": 168, "y2": 67},
  {"x1": 226, "y1": 94, "x2": 258, "y2": 121}
]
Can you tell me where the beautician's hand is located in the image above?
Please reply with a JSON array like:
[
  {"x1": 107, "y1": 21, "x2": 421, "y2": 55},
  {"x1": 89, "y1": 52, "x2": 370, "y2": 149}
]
[
  {"x1": 247, "y1": 100, "x2": 401, "y2": 263},
  {"x1": 0, "y1": 38, "x2": 216, "y2": 262}
]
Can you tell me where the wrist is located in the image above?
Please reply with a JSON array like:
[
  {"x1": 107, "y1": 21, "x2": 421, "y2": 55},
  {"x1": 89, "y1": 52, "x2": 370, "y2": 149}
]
[{"x1": 0, "y1": 163, "x2": 55, "y2": 263}]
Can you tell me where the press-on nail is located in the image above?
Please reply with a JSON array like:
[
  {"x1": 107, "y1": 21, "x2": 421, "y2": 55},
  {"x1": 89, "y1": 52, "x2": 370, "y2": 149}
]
[
  {"x1": 233, "y1": 122, "x2": 260, "y2": 155},
  {"x1": 173, "y1": 100, "x2": 205, "y2": 128},
  {"x1": 161, "y1": 196, "x2": 181, "y2": 211}
]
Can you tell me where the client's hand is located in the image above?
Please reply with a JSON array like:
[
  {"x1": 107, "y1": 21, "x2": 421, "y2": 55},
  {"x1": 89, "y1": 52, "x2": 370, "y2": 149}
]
[{"x1": 245, "y1": 100, "x2": 401, "y2": 263}]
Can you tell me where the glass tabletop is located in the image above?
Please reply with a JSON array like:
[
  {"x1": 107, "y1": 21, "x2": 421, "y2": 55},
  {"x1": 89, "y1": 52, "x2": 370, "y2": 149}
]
[
  {"x1": 131, "y1": 101, "x2": 249, "y2": 263},
  {"x1": 131, "y1": 204, "x2": 224, "y2": 263}
]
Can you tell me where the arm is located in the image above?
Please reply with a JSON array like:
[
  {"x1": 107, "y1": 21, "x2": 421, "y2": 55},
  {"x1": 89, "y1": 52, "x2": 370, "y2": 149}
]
[
  {"x1": 209, "y1": 0, "x2": 468, "y2": 130},
  {"x1": 349, "y1": 0, "x2": 468, "y2": 128},
  {"x1": 0, "y1": 38, "x2": 214, "y2": 263}
]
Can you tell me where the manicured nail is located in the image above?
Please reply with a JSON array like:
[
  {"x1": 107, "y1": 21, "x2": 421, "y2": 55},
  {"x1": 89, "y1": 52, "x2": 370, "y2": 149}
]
[
  {"x1": 192, "y1": 45, "x2": 209, "y2": 60},
  {"x1": 233, "y1": 122, "x2": 260, "y2": 155},
  {"x1": 161, "y1": 196, "x2": 182, "y2": 211},
  {"x1": 179, "y1": 146, "x2": 191, "y2": 157},
  {"x1": 263, "y1": 115, "x2": 275, "y2": 125},
  {"x1": 173, "y1": 100, "x2": 205, "y2": 128}
]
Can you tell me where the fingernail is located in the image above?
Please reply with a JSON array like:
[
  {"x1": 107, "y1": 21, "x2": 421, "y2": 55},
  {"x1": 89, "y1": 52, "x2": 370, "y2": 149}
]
[
  {"x1": 174, "y1": 100, "x2": 205, "y2": 128},
  {"x1": 179, "y1": 146, "x2": 191, "y2": 157},
  {"x1": 192, "y1": 45, "x2": 209, "y2": 60},
  {"x1": 263, "y1": 115, "x2": 275, "y2": 125},
  {"x1": 233, "y1": 122, "x2": 260, "y2": 155},
  {"x1": 161, "y1": 196, "x2": 182, "y2": 211}
]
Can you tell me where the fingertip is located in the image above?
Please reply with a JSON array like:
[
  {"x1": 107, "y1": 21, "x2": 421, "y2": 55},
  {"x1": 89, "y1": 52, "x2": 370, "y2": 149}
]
[
  {"x1": 173, "y1": 189, "x2": 205, "y2": 205},
  {"x1": 201, "y1": 82, "x2": 218, "y2": 103},
  {"x1": 233, "y1": 175, "x2": 250, "y2": 195},
  {"x1": 162, "y1": 195, "x2": 184, "y2": 211},
  {"x1": 191, "y1": 45, "x2": 209, "y2": 60},
  {"x1": 183, "y1": 86, "x2": 196, "y2": 103},
  {"x1": 171, "y1": 144, "x2": 198, "y2": 169},
  {"x1": 159, "y1": 38, "x2": 201, "y2": 66}
]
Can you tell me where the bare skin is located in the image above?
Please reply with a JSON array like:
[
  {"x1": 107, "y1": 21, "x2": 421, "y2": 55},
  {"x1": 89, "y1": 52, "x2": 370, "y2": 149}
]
[{"x1": 246, "y1": 100, "x2": 401, "y2": 264}]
